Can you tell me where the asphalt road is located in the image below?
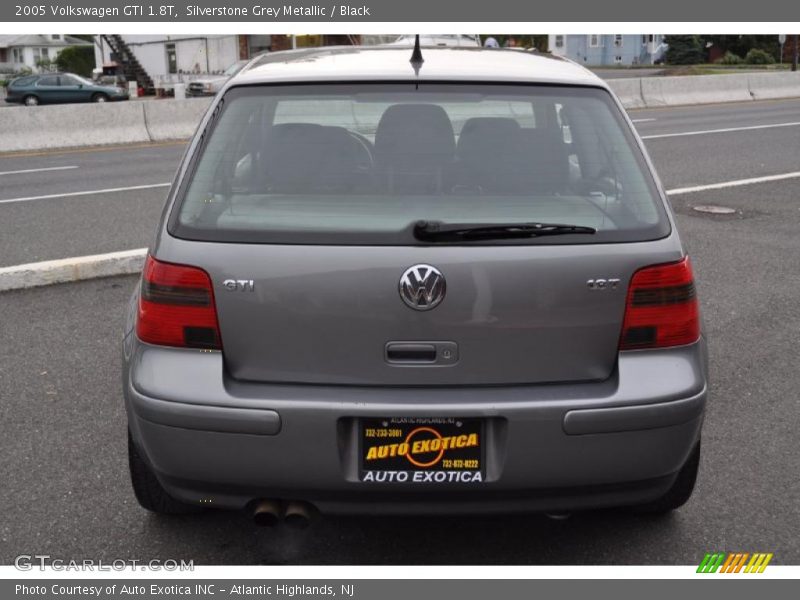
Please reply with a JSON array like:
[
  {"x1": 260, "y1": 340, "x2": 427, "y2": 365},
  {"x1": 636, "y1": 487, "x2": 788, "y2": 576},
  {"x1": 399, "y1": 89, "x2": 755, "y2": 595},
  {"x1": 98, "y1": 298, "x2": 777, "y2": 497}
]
[{"x1": 1, "y1": 98, "x2": 799, "y2": 565}]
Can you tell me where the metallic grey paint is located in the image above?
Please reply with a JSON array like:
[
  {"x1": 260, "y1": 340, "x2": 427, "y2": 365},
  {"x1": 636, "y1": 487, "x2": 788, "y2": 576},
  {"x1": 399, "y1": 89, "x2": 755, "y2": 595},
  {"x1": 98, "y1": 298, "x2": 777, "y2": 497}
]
[{"x1": 123, "y1": 47, "x2": 706, "y2": 515}]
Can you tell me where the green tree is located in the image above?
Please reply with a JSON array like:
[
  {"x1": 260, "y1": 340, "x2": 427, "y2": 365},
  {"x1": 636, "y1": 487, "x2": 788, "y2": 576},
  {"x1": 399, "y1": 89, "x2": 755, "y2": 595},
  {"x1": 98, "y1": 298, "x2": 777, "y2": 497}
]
[
  {"x1": 664, "y1": 35, "x2": 705, "y2": 65},
  {"x1": 54, "y1": 46, "x2": 95, "y2": 77}
]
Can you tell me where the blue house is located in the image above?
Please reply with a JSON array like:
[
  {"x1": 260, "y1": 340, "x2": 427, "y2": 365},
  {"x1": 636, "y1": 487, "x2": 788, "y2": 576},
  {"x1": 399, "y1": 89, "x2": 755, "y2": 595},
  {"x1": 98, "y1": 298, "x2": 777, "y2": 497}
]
[{"x1": 548, "y1": 34, "x2": 667, "y2": 66}]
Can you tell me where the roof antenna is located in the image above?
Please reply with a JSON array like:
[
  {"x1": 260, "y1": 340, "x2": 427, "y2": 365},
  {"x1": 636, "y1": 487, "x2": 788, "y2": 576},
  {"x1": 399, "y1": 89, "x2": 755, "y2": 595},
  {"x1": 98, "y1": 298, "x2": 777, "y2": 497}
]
[{"x1": 410, "y1": 34, "x2": 424, "y2": 76}]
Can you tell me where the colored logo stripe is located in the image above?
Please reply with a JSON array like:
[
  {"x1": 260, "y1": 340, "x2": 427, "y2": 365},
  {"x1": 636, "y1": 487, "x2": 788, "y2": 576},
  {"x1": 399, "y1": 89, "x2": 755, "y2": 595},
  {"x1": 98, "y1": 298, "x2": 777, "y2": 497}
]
[
  {"x1": 697, "y1": 553, "x2": 725, "y2": 573},
  {"x1": 697, "y1": 552, "x2": 773, "y2": 573},
  {"x1": 745, "y1": 553, "x2": 773, "y2": 573}
]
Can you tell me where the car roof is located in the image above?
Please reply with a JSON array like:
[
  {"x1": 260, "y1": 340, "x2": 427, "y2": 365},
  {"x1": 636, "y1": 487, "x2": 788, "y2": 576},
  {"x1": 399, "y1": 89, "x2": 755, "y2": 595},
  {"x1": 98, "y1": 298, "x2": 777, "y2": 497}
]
[{"x1": 232, "y1": 46, "x2": 606, "y2": 88}]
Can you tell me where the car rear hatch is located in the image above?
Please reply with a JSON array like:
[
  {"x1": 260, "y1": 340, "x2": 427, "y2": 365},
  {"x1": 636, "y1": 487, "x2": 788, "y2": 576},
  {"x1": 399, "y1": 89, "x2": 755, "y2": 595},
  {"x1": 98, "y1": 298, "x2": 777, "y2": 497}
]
[
  {"x1": 160, "y1": 241, "x2": 679, "y2": 385},
  {"x1": 160, "y1": 80, "x2": 681, "y2": 386}
]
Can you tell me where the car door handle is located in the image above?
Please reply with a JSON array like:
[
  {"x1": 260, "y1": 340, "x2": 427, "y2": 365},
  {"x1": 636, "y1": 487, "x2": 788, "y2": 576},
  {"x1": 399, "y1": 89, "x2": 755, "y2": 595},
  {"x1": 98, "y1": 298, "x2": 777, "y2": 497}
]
[{"x1": 384, "y1": 342, "x2": 458, "y2": 365}]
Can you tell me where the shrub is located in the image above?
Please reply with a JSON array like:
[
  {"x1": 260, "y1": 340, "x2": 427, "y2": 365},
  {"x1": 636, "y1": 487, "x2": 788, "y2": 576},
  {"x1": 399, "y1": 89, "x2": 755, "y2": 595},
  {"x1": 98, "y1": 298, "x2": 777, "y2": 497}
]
[
  {"x1": 716, "y1": 51, "x2": 743, "y2": 65},
  {"x1": 34, "y1": 57, "x2": 53, "y2": 72},
  {"x1": 744, "y1": 48, "x2": 776, "y2": 64},
  {"x1": 54, "y1": 46, "x2": 95, "y2": 77}
]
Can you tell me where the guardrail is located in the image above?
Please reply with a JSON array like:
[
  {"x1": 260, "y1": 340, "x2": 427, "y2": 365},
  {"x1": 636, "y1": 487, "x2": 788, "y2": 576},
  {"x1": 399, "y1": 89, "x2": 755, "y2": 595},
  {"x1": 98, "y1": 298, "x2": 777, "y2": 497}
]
[
  {"x1": 0, "y1": 97, "x2": 212, "y2": 153},
  {"x1": 608, "y1": 71, "x2": 800, "y2": 109},
  {"x1": 0, "y1": 72, "x2": 799, "y2": 153}
]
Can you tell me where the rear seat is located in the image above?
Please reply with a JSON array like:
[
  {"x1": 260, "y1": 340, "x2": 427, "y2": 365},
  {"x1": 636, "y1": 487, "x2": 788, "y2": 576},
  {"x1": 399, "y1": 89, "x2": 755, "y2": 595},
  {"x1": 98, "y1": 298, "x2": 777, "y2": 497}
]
[
  {"x1": 373, "y1": 104, "x2": 456, "y2": 194},
  {"x1": 263, "y1": 123, "x2": 366, "y2": 193},
  {"x1": 455, "y1": 117, "x2": 525, "y2": 193},
  {"x1": 260, "y1": 111, "x2": 571, "y2": 196},
  {"x1": 456, "y1": 117, "x2": 570, "y2": 194}
]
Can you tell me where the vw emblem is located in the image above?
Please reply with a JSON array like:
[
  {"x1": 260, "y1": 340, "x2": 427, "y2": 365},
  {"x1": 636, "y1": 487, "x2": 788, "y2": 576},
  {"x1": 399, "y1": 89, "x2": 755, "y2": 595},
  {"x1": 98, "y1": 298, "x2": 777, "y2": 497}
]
[{"x1": 399, "y1": 264, "x2": 446, "y2": 311}]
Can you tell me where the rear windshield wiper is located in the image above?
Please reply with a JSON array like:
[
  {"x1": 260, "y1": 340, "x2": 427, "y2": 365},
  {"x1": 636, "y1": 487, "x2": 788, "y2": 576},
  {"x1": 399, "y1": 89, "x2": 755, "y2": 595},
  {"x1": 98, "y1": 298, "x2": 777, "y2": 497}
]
[{"x1": 413, "y1": 220, "x2": 597, "y2": 242}]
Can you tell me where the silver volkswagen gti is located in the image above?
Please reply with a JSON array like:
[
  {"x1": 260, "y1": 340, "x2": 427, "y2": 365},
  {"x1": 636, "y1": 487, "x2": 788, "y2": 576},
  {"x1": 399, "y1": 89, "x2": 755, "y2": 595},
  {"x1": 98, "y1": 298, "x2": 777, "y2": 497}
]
[{"x1": 123, "y1": 45, "x2": 707, "y2": 525}]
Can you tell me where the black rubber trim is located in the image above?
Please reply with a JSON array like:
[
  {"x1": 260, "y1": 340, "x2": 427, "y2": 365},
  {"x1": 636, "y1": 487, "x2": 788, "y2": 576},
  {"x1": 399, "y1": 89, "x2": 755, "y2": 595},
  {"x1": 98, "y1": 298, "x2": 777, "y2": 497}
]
[
  {"x1": 134, "y1": 395, "x2": 282, "y2": 436},
  {"x1": 562, "y1": 389, "x2": 705, "y2": 435}
]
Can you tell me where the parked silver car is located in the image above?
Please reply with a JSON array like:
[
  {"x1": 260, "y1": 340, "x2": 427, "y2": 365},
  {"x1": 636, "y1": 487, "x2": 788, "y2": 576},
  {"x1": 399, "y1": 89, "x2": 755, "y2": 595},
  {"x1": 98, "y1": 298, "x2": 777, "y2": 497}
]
[
  {"x1": 123, "y1": 46, "x2": 706, "y2": 525},
  {"x1": 186, "y1": 59, "x2": 249, "y2": 97}
]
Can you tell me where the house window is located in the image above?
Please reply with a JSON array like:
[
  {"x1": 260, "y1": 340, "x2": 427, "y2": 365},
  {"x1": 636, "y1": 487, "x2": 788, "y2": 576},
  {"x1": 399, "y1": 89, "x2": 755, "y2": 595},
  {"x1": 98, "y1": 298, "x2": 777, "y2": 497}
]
[
  {"x1": 12, "y1": 48, "x2": 23, "y2": 63},
  {"x1": 614, "y1": 56, "x2": 623, "y2": 64},
  {"x1": 614, "y1": 35, "x2": 623, "y2": 47},
  {"x1": 51, "y1": 35, "x2": 62, "y2": 41},
  {"x1": 555, "y1": 35, "x2": 564, "y2": 49},
  {"x1": 588, "y1": 35, "x2": 603, "y2": 48}
]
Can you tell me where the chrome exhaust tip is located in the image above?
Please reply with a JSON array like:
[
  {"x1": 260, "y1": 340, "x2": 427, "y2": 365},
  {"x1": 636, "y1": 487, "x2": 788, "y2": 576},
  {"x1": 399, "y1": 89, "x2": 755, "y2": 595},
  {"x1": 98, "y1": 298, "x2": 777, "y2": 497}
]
[
  {"x1": 252, "y1": 499, "x2": 282, "y2": 527},
  {"x1": 283, "y1": 501, "x2": 317, "y2": 529}
]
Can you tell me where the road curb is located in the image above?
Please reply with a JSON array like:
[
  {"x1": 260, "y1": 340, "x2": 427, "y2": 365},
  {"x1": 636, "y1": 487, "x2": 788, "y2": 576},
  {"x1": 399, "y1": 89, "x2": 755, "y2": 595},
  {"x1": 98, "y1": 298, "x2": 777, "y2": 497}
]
[{"x1": 0, "y1": 248, "x2": 146, "y2": 292}]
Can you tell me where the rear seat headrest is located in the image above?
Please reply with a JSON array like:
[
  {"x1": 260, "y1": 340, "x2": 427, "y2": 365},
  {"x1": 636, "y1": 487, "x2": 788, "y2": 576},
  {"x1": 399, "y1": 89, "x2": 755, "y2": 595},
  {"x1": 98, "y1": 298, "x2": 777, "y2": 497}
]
[
  {"x1": 374, "y1": 104, "x2": 456, "y2": 169},
  {"x1": 264, "y1": 123, "x2": 359, "y2": 191},
  {"x1": 457, "y1": 117, "x2": 522, "y2": 162}
]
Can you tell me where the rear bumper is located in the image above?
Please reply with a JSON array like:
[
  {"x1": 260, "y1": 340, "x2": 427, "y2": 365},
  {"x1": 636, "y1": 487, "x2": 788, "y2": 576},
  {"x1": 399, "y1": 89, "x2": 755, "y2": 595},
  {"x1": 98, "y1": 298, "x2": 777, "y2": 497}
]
[{"x1": 123, "y1": 335, "x2": 707, "y2": 514}]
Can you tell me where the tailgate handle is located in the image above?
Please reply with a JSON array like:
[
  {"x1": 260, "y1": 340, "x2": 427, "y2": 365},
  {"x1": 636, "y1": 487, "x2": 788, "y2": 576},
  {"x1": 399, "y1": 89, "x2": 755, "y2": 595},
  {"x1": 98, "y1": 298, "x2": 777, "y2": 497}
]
[{"x1": 386, "y1": 343, "x2": 437, "y2": 363}]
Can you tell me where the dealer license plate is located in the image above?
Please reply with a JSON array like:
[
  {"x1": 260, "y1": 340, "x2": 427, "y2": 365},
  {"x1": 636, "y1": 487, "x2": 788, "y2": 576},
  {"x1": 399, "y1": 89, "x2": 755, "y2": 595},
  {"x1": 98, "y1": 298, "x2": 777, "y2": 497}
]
[{"x1": 359, "y1": 417, "x2": 484, "y2": 484}]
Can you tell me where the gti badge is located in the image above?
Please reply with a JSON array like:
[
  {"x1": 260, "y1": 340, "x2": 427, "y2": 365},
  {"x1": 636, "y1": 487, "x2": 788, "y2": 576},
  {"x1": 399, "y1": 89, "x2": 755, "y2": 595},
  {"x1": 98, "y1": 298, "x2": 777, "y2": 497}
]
[
  {"x1": 223, "y1": 279, "x2": 254, "y2": 292},
  {"x1": 399, "y1": 265, "x2": 446, "y2": 311},
  {"x1": 586, "y1": 278, "x2": 620, "y2": 290}
]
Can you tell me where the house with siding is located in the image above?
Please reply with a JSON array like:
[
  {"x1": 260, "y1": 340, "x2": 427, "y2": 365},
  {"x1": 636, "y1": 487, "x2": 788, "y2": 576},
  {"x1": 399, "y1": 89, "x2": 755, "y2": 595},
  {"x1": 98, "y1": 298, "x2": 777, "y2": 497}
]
[
  {"x1": 548, "y1": 35, "x2": 667, "y2": 66},
  {"x1": 0, "y1": 35, "x2": 92, "y2": 74}
]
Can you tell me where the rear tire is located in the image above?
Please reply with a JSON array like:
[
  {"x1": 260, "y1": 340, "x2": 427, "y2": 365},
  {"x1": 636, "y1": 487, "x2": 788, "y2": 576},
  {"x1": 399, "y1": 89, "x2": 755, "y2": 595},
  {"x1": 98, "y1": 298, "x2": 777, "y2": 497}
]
[
  {"x1": 92, "y1": 93, "x2": 109, "y2": 103},
  {"x1": 23, "y1": 95, "x2": 39, "y2": 106},
  {"x1": 128, "y1": 429, "x2": 201, "y2": 515},
  {"x1": 633, "y1": 440, "x2": 701, "y2": 514}
]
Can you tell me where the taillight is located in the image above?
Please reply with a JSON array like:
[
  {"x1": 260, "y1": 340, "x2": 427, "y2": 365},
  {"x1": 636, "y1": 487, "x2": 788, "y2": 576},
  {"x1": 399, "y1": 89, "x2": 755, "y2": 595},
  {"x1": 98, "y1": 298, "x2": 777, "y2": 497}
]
[
  {"x1": 136, "y1": 255, "x2": 221, "y2": 350},
  {"x1": 619, "y1": 256, "x2": 700, "y2": 350}
]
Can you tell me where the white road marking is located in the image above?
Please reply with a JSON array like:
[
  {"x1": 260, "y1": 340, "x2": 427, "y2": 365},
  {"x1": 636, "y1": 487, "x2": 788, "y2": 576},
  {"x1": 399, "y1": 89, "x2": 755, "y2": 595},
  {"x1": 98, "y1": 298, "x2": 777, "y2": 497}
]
[
  {"x1": 642, "y1": 121, "x2": 800, "y2": 140},
  {"x1": 0, "y1": 165, "x2": 79, "y2": 176},
  {"x1": 631, "y1": 118, "x2": 657, "y2": 123},
  {"x1": 667, "y1": 171, "x2": 800, "y2": 195},
  {"x1": 0, "y1": 182, "x2": 171, "y2": 205}
]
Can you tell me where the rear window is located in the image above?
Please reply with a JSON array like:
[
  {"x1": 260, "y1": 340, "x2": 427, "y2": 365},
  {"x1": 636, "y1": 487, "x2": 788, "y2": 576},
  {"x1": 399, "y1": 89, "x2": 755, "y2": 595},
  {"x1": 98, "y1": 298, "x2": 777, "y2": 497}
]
[{"x1": 170, "y1": 83, "x2": 670, "y2": 245}]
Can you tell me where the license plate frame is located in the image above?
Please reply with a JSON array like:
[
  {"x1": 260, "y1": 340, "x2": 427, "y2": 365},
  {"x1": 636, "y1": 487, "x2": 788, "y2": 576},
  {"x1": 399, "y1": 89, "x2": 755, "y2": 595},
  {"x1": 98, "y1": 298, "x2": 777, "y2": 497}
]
[{"x1": 359, "y1": 417, "x2": 485, "y2": 484}]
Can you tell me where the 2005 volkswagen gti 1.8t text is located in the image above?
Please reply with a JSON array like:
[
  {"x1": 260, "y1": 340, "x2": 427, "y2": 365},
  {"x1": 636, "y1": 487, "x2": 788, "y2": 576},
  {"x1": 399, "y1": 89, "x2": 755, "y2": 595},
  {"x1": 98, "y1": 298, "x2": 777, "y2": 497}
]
[{"x1": 122, "y1": 44, "x2": 707, "y2": 526}]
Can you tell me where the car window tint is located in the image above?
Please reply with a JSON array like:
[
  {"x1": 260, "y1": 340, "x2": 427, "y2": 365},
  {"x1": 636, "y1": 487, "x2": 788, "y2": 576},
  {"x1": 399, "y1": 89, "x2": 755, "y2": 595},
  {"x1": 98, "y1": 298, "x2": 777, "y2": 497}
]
[
  {"x1": 36, "y1": 76, "x2": 59, "y2": 86},
  {"x1": 173, "y1": 83, "x2": 669, "y2": 246}
]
